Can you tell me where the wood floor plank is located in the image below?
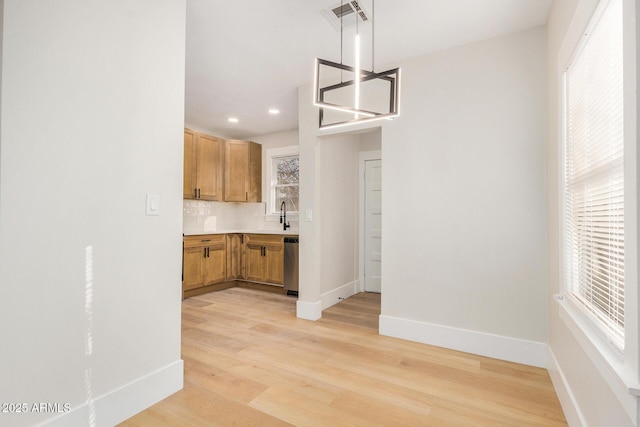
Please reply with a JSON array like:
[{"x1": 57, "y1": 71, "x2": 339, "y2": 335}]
[
  {"x1": 119, "y1": 289, "x2": 566, "y2": 426},
  {"x1": 183, "y1": 357, "x2": 269, "y2": 404},
  {"x1": 137, "y1": 383, "x2": 294, "y2": 427},
  {"x1": 233, "y1": 343, "x2": 441, "y2": 416},
  {"x1": 329, "y1": 390, "x2": 432, "y2": 426},
  {"x1": 228, "y1": 363, "x2": 344, "y2": 400}
]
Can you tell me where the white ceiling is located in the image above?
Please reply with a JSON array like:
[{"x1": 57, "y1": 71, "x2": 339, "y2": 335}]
[{"x1": 185, "y1": 0, "x2": 552, "y2": 139}]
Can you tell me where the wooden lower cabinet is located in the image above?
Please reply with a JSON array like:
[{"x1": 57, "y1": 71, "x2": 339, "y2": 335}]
[
  {"x1": 183, "y1": 233, "x2": 288, "y2": 298},
  {"x1": 244, "y1": 234, "x2": 284, "y2": 285},
  {"x1": 226, "y1": 233, "x2": 244, "y2": 281},
  {"x1": 183, "y1": 235, "x2": 226, "y2": 292}
]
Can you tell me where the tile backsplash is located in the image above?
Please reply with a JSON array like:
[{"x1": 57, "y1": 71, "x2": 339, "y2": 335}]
[
  {"x1": 183, "y1": 200, "x2": 299, "y2": 234},
  {"x1": 183, "y1": 200, "x2": 262, "y2": 234}
]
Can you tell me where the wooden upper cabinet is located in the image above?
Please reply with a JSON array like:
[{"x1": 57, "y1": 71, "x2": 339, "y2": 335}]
[
  {"x1": 197, "y1": 133, "x2": 224, "y2": 200},
  {"x1": 184, "y1": 129, "x2": 224, "y2": 201},
  {"x1": 183, "y1": 129, "x2": 197, "y2": 199},
  {"x1": 225, "y1": 140, "x2": 262, "y2": 202}
]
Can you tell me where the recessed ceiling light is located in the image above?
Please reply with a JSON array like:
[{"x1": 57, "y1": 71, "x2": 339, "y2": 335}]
[
  {"x1": 228, "y1": 117, "x2": 239, "y2": 123},
  {"x1": 268, "y1": 108, "x2": 280, "y2": 115}
]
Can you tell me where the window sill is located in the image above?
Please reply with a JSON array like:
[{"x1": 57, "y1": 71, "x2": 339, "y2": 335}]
[{"x1": 556, "y1": 295, "x2": 640, "y2": 416}]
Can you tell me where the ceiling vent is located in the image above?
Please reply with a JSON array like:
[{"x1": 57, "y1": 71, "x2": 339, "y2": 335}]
[{"x1": 321, "y1": 1, "x2": 370, "y2": 31}]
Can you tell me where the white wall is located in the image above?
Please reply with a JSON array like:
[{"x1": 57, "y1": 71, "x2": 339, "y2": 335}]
[
  {"x1": 184, "y1": 123, "x2": 233, "y2": 140},
  {"x1": 318, "y1": 134, "x2": 359, "y2": 296},
  {"x1": 0, "y1": 1, "x2": 185, "y2": 426},
  {"x1": 251, "y1": 128, "x2": 299, "y2": 150},
  {"x1": 379, "y1": 27, "x2": 549, "y2": 367},
  {"x1": 546, "y1": 0, "x2": 638, "y2": 425},
  {"x1": 357, "y1": 130, "x2": 381, "y2": 152}
]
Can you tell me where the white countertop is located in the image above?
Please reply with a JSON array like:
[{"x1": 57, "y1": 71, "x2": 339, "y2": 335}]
[{"x1": 184, "y1": 229, "x2": 299, "y2": 236}]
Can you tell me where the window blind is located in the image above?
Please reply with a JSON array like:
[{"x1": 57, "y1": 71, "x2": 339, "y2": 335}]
[{"x1": 564, "y1": 0, "x2": 624, "y2": 349}]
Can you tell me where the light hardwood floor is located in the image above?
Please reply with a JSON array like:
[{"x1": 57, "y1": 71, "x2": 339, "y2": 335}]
[{"x1": 120, "y1": 288, "x2": 567, "y2": 426}]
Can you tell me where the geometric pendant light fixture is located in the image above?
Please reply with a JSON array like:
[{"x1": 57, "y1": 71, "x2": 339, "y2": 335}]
[{"x1": 314, "y1": 0, "x2": 400, "y2": 129}]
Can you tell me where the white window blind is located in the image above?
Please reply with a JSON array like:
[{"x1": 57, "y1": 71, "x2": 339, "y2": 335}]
[{"x1": 564, "y1": 0, "x2": 624, "y2": 349}]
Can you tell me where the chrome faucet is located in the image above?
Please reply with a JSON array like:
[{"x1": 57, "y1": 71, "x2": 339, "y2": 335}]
[{"x1": 280, "y1": 201, "x2": 290, "y2": 231}]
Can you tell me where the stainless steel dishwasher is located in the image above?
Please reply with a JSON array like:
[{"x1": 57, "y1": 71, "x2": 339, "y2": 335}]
[{"x1": 284, "y1": 237, "x2": 299, "y2": 296}]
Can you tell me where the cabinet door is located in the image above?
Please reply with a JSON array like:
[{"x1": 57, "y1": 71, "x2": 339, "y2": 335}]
[
  {"x1": 203, "y1": 242, "x2": 226, "y2": 285},
  {"x1": 244, "y1": 242, "x2": 265, "y2": 282},
  {"x1": 225, "y1": 140, "x2": 249, "y2": 202},
  {"x1": 249, "y1": 142, "x2": 262, "y2": 203},
  {"x1": 183, "y1": 246, "x2": 205, "y2": 291},
  {"x1": 226, "y1": 234, "x2": 244, "y2": 281},
  {"x1": 183, "y1": 129, "x2": 197, "y2": 199},
  {"x1": 197, "y1": 134, "x2": 224, "y2": 201},
  {"x1": 244, "y1": 235, "x2": 284, "y2": 284},
  {"x1": 239, "y1": 235, "x2": 246, "y2": 279},
  {"x1": 264, "y1": 244, "x2": 284, "y2": 285}
]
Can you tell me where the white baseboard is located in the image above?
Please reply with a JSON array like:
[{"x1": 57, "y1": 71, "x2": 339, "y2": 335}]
[
  {"x1": 379, "y1": 315, "x2": 548, "y2": 368},
  {"x1": 43, "y1": 359, "x2": 183, "y2": 427},
  {"x1": 296, "y1": 281, "x2": 360, "y2": 320},
  {"x1": 297, "y1": 299, "x2": 322, "y2": 320},
  {"x1": 321, "y1": 280, "x2": 359, "y2": 310},
  {"x1": 547, "y1": 348, "x2": 587, "y2": 427}
]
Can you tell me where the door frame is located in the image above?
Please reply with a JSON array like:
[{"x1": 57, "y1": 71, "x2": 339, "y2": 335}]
[{"x1": 358, "y1": 150, "x2": 382, "y2": 293}]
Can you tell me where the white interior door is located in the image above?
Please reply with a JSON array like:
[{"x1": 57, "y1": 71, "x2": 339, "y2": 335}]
[{"x1": 364, "y1": 159, "x2": 382, "y2": 293}]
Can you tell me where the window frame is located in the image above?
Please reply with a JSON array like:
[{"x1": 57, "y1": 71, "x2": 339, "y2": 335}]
[
  {"x1": 265, "y1": 145, "x2": 300, "y2": 218},
  {"x1": 555, "y1": 0, "x2": 639, "y2": 412},
  {"x1": 561, "y1": 0, "x2": 625, "y2": 351}
]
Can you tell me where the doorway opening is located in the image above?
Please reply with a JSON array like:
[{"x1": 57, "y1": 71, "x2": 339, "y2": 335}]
[{"x1": 359, "y1": 150, "x2": 381, "y2": 293}]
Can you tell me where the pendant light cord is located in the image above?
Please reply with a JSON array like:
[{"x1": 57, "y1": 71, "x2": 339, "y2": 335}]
[
  {"x1": 372, "y1": 0, "x2": 375, "y2": 72},
  {"x1": 340, "y1": 0, "x2": 344, "y2": 82}
]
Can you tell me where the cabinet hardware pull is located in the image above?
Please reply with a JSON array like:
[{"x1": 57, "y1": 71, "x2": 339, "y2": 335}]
[
  {"x1": 246, "y1": 192, "x2": 248, "y2": 201},
  {"x1": 194, "y1": 188, "x2": 197, "y2": 198},
  {"x1": 201, "y1": 239, "x2": 211, "y2": 242},
  {"x1": 203, "y1": 247, "x2": 207, "y2": 257},
  {"x1": 207, "y1": 247, "x2": 210, "y2": 257},
  {"x1": 198, "y1": 188, "x2": 201, "y2": 198}
]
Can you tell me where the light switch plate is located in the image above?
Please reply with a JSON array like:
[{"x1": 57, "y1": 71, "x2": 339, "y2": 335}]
[
  {"x1": 146, "y1": 193, "x2": 160, "y2": 216},
  {"x1": 305, "y1": 209, "x2": 313, "y2": 221}
]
